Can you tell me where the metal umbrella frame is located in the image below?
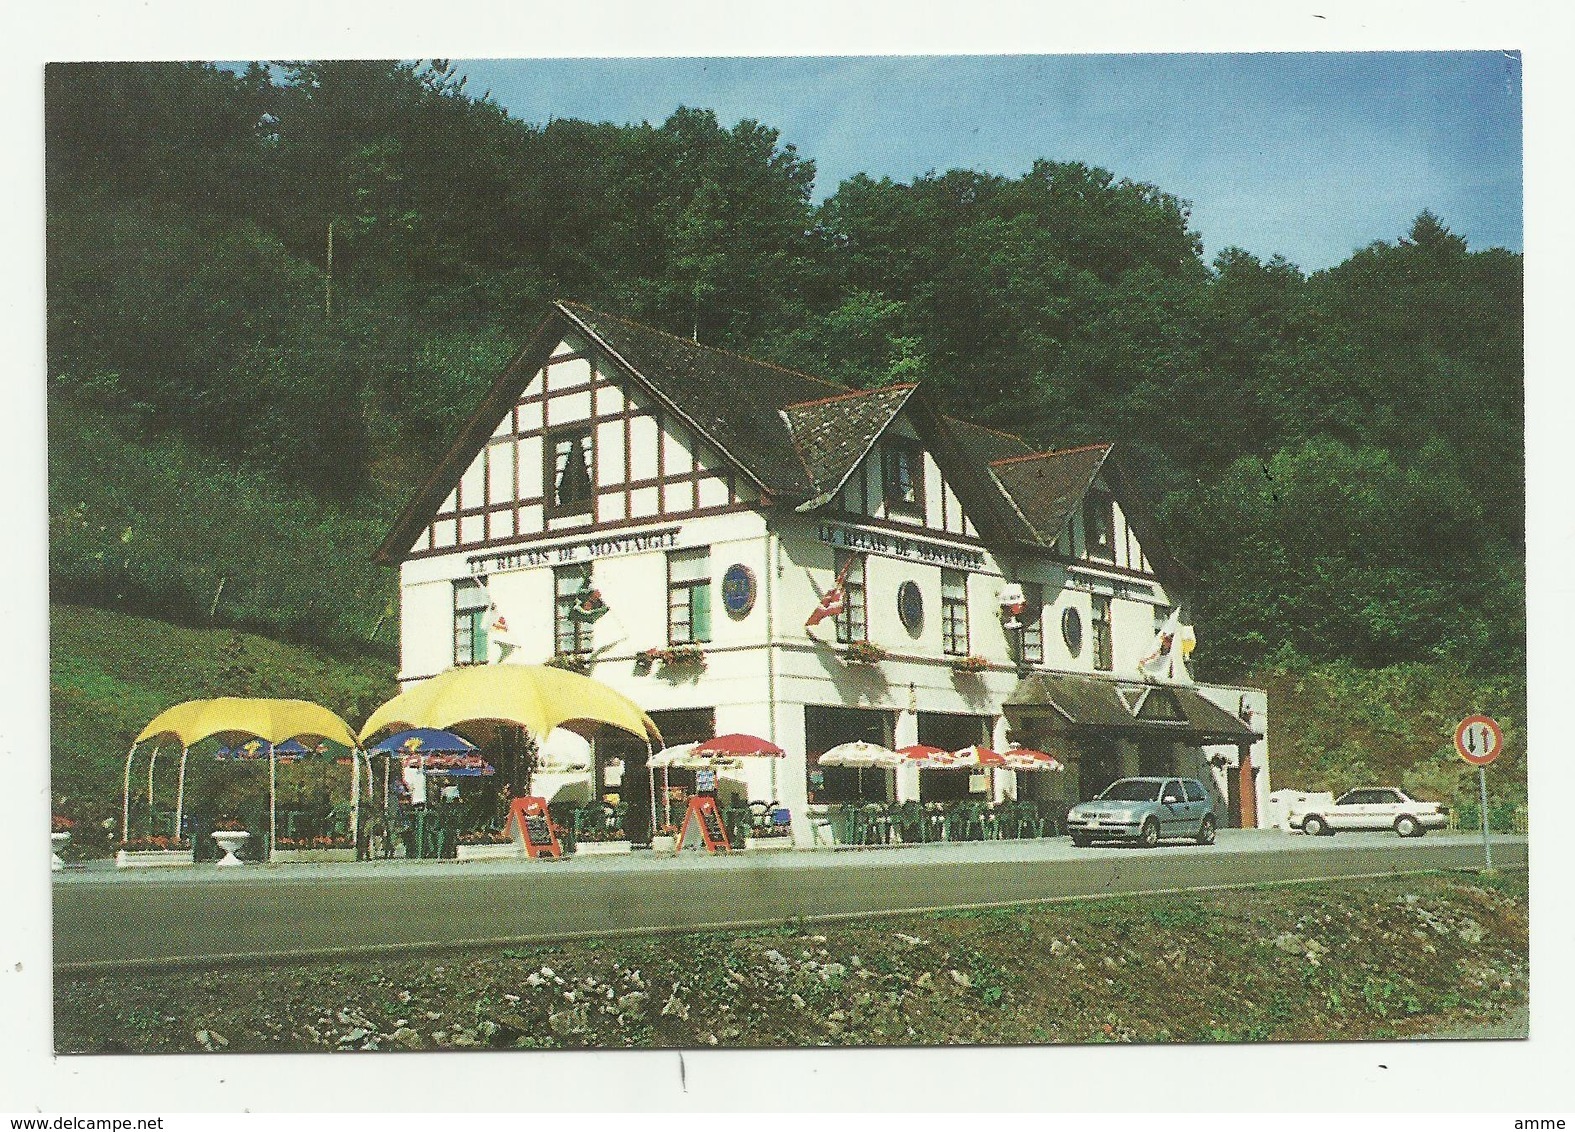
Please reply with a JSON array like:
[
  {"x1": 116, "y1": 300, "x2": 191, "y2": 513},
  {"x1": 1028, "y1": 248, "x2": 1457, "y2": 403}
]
[{"x1": 126, "y1": 698, "x2": 360, "y2": 863}]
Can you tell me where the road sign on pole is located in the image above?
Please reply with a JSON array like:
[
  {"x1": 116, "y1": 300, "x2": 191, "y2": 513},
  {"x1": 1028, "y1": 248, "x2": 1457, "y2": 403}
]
[
  {"x1": 1454, "y1": 714, "x2": 1502, "y2": 767},
  {"x1": 1454, "y1": 714, "x2": 1503, "y2": 871}
]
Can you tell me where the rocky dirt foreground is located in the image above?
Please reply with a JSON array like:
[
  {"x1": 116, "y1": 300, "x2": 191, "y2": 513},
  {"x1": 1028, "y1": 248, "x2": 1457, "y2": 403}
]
[{"x1": 54, "y1": 871, "x2": 1528, "y2": 1052}]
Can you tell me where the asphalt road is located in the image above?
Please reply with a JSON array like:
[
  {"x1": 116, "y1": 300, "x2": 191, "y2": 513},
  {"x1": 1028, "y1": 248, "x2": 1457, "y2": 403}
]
[{"x1": 53, "y1": 829, "x2": 1527, "y2": 971}]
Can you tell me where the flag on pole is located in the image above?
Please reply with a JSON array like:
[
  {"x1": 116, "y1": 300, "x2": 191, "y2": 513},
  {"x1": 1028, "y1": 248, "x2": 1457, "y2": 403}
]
[
  {"x1": 806, "y1": 558, "x2": 854, "y2": 628},
  {"x1": 1139, "y1": 607, "x2": 1196, "y2": 685},
  {"x1": 489, "y1": 605, "x2": 519, "y2": 663}
]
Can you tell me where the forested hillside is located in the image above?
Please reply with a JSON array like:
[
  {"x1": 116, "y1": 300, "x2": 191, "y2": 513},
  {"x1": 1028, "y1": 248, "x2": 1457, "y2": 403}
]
[{"x1": 45, "y1": 61, "x2": 1525, "y2": 803}]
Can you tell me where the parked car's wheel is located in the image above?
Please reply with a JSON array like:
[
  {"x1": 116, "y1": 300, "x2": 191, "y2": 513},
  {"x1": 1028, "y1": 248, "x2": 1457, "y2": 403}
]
[
  {"x1": 1196, "y1": 815, "x2": 1216, "y2": 845},
  {"x1": 1395, "y1": 815, "x2": 1421, "y2": 838},
  {"x1": 1301, "y1": 814, "x2": 1328, "y2": 837},
  {"x1": 1070, "y1": 834, "x2": 1092, "y2": 847},
  {"x1": 1138, "y1": 818, "x2": 1159, "y2": 848}
]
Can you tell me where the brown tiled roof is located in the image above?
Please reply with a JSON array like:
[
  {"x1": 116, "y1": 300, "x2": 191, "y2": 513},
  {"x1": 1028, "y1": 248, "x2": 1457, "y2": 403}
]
[
  {"x1": 988, "y1": 443, "x2": 1113, "y2": 545},
  {"x1": 782, "y1": 385, "x2": 915, "y2": 494},
  {"x1": 377, "y1": 301, "x2": 1179, "y2": 578},
  {"x1": 1005, "y1": 672, "x2": 1259, "y2": 742},
  {"x1": 946, "y1": 418, "x2": 1038, "y2": 467},
  {"x1": 560, "y1": 303, "x2": 842, "y2": 496}
]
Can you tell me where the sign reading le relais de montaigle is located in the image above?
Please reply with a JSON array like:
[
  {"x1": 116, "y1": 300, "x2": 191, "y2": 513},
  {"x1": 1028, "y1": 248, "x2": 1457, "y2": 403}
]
[
  {"x1": 468, "y1": 527, "x2": 681, "y2": 575},
  {"x1": 816, "y1": 522, "x2": 986, "y2": 570}
]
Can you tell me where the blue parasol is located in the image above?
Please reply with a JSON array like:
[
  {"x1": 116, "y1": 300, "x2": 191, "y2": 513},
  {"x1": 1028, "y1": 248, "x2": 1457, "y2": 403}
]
[
  {"x1": 214, "y1": 737, "x2": 323, "y2": 761},
  {"x1": 369, "y1": 728, "x2": 478, "y2": 755}
]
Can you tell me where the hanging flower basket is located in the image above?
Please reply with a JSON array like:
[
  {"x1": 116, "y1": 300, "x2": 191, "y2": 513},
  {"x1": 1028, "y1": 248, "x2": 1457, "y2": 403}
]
[
  {"x1": 640, "y1": 645, "x2": 707, "y2": 671},
  {"x1": 842, "y1": 641, "x2": 889, "y2": 666},
  {"x1": 950, "y1": 655, "x2": 990, "y2": 674},
  {"x1": 546, "y1": 653, "x2": 592, "y2": 675}
]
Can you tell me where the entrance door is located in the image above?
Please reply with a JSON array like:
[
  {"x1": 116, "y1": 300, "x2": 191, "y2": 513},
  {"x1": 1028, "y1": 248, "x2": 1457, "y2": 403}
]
[
  {"x1": 1138, "y1": 741, "x2": 1174, "y2": 778},
  {"x1": 1078, "y1": 736, "x2": 1123, "y2": 801}
]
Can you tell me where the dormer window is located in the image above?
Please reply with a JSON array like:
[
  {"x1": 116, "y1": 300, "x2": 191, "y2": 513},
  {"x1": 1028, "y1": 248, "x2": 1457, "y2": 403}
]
[
  {"x1": 882, "y1": 440, "x2": 925, "y2": 516},
  {"x1": 547, "y1": 428, "x2": 593, "y2": 516},
  {"x1": 1083, "y1": 491, "x2": 1115, "y2": 561}
]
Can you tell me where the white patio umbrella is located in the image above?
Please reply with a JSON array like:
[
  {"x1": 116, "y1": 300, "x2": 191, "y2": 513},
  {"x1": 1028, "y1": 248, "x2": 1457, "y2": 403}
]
[
  {"x1": 647, "y1": 742, "x2": 747, "y2": 832},
  {"x1": 816, "y1": 741, "x2": 899, "y2": 769},
  {"x1": 816, "y1": 741, "x2": 901, "y2": 802},
  {"x1": 1003, "y1": 747, "x2": 1065, "y2": 772}
]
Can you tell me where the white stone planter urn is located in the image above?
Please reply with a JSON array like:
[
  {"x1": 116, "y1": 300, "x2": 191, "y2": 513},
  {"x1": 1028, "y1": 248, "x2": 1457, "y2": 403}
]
[
  {"x1": 212, "y1": 830, "x2": 250, "y2": 867},
  {"x1": 51, "y1": 831, "x2": 70, "y2": 871}
]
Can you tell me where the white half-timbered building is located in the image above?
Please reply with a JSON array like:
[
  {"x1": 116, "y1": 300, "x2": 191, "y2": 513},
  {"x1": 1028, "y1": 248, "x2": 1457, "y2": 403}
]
[{"x1": 378, "y1": 301, "x2": 1269, "y2": 846}]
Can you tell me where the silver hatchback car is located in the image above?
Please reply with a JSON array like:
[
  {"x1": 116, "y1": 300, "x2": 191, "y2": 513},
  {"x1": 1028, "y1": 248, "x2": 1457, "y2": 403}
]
[{"x1": 1067, "y1": 777, "x2": 1218, "y2": 848}]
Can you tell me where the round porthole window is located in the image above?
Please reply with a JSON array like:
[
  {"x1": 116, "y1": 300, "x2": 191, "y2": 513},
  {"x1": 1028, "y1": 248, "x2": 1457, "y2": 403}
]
[
  {"x1": 1061, "y1": 606, "x2": 1083, "y2": 657},
  {"x1": 897, "y1": 580, "x2": 924, "y2": 635}
]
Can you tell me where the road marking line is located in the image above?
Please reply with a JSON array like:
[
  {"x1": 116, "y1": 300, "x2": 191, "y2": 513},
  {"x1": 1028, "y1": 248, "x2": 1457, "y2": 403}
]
[{"x1": 53, "y1": 861, "x2": 1525, "y2": 976}]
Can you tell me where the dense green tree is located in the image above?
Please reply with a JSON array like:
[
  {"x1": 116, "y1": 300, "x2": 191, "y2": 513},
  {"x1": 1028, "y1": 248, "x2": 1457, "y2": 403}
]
[{"x1": 44, "y1": 61, "x2": 1523, "y2": 683}]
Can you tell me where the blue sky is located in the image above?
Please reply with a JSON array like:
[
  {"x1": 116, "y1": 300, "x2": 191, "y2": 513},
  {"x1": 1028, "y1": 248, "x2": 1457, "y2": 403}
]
[{"x1": 455, "y1": 52, "x2": 1522, "y2": 273}]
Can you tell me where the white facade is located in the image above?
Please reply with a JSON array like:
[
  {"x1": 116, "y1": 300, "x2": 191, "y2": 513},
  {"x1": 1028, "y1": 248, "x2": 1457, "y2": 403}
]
[{"x1": 391, "y1": 321, "x2": 1270, "y2": 845}]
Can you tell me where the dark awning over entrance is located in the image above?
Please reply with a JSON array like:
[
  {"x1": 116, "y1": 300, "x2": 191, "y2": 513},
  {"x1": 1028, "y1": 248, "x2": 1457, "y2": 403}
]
[{"x1": 1004, "y1": 672, "x2": 1261, "y2": 745}]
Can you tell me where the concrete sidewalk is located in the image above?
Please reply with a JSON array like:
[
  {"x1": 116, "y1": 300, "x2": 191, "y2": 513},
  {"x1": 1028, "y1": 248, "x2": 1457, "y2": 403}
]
[{"x1": 54, "y1": 827, "x2": 1526, "y2": 888}]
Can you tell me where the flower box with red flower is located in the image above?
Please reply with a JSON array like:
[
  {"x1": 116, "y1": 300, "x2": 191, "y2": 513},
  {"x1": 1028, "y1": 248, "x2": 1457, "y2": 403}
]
[
  {"x1": 456, "y1": 828, "x2": 522, "y2": 861},
  {"x1": 950, "y1": 654, "x2": 990, "y2": 674},
  {"x1": 546, "y1": 653, "x2": 592, "y2": 675},
  {"x1": 841, "y1": 641, "x2": 889, "y2": 666},
  {"x1": 573, "y1": 819, "x2": 631, "y2": 855},
  {"x1": 645, "y1": 645, "x2": 708, "y2": 673},
  {"x1": 271, "y1": 833, "x2": 356, "y2": 862}
]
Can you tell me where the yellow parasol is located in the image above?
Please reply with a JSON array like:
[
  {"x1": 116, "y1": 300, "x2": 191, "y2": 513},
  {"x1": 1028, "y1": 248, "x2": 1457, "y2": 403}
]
[
  {"x1": 126, "y1": 698, "x2": 360, "y2": 864},
  {"x1": 359, "y1": 664, "x2": 661, "y2": 747},
  {"x1": 137, "y1": 697, "x2": 356, "y2": 748},
  {"x1": 361, "y1": 665, "x2": 663, "y2": 837}
]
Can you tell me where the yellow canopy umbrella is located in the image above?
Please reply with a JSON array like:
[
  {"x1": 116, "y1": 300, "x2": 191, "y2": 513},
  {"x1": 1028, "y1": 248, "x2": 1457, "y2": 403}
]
[
  {"x1": 359, "y1": 665, "x2": 662, "y2": 747},
  {"x1": 126, "y1": 698, "x2": 359, "y2": 863},
  {"x1": 360, "y1": 665, "x2": 662, "y2": 834},
  {"x1": 137, "y1": 697, "x2": 356, "y2": 748}
]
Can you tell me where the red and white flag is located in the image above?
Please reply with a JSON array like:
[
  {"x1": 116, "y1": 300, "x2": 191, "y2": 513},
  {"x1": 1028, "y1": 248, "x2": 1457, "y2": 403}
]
[
  {"x1": 805, "y1": 587, "x2": 845, "y2": 627},
  {"x1": 485, "y1": 592, "x2": 521, "y2": 662},
  {"x1": 806, "y1": 558, "x2": 855, "y2": 628}
]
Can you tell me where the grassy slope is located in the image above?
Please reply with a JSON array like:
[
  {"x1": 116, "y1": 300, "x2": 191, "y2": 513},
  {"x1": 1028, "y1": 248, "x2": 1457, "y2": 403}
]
[
  {"x1": 1253, "y1": 655, "x2": 1527, "y2": 811},
  {"x1": 49, "y1": 603, "x2": 396, "y2": 844},
  {"x1": 49, "y1": 395, "x2": 405, "y2": 652}
]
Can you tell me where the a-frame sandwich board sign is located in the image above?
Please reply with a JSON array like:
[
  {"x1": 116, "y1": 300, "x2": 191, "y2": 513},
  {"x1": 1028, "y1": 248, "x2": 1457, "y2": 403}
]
[
  {"x1": 505, "y1": 796, "x2": 564, "y2": 859},
  {"x1": 675, "y1": 795, "x2": 731, "y2": 853}
]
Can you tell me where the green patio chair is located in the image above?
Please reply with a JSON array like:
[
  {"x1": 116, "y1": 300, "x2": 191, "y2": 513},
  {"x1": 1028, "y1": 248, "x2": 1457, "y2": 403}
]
[
  {"x1": 943, "y1": 802, "x2": 975, "y2": 841},
  {"x1": 992, "y1": 802, "x2": 1019, "y2": 840},
  {"x1": 895, "y1": 800, "x2": 929, "y2": 843}
]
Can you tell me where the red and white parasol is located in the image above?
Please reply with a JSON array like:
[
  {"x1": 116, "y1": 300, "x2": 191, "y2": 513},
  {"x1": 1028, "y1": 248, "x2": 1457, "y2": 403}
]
[
  {"x1": 1002, "y1": 747, "x2": 1065, "y2": 772},
  {"x1": 955, "y1": 744, "x2": 1006, "y2": 768},
  {"x1": 692, "y1": 733, "x2": 786, "y2": 758}
]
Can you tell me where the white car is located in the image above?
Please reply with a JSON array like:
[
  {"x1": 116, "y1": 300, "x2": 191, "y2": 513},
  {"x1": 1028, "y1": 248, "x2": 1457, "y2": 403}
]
[{"x1": 1290, "y1": 787, "x2": 1447, "y2": 838}]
